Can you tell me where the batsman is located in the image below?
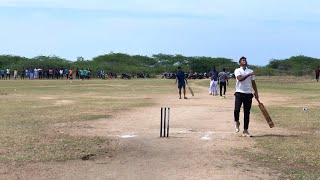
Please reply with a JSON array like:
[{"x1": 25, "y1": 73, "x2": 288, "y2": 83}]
[
  {"x1": 234, "y1": 56, "x2": 259, "y2": 137},
  {"x1": 175, "y1": 66, "x2": 188, "y2": 99}
]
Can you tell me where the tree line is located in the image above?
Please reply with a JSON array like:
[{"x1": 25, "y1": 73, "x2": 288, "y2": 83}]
[{"x1": 0, "y1": 53, "x2": 319, "y2": 77}]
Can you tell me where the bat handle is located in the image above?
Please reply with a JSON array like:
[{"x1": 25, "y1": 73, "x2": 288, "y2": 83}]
[{"x1": 255, "y1": 97, "x2": 261, "y2": 104}]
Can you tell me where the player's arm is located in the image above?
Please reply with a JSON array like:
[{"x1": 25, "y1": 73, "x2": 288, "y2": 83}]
[{"x1": 237, "y1": 72, "x2": 254, "y2": 82}]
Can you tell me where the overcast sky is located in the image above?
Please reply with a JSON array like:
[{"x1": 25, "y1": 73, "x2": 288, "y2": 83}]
[{"x1": 1, "y1": 0, "x2": 319, "y2": 65}]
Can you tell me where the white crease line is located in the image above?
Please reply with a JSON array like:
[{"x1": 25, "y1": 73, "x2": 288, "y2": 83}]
[{"x1": 120, "y1": 134, "x2": 137, "y2": 138}]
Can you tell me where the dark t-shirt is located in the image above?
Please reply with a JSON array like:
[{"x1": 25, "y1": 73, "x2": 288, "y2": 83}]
[
  {"x1": 210, "y1": 70, "x2": 218, "y2": 81},
  {"x1": 176, "y1": 71, "x2": 185, "y2": 84}
]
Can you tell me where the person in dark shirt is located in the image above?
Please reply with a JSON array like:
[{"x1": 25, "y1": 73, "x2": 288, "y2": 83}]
[
  {"x1": 209, "y1": 67, "x2": 219, "y2": 96},
  {"x1": 315, "y1": 67, "x2": 320, "y2": 83},
  {"x1": 21, "y1": 68, "x2": 25, "y2": 79},
  {"x1": 218, "y1": 68, "x2": 229, "y2": 98},
  {"x1": 175, "y1": 66, "x2": 188, "y2": 99},
  {"x1": 1, "y1": 68, "x2": 4, "y2": 79}
]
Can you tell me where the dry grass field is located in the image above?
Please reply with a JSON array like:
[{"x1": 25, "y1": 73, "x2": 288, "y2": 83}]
[{"x1": 0, "y1": 77, "x2": 319, "y2": 179}]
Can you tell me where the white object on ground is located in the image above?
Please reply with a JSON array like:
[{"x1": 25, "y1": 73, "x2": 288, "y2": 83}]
[
  {"x1": 120, "y1": 134, "x2": 136, "y2": 138},
  {"x1": 201, "y1": 134, "x2": 211, "y2": 140}
]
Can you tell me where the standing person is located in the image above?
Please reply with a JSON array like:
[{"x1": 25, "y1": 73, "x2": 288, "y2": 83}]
[
  {"x1": 80, "y1": 68, "x2": 85, "y2": 80},
  {"x1": 29, "y1": 67, "x2": 34, "y2": 79},
  {"x1": 315, "y1": 67, "x2": 320, "y2": 83},
  {"x1": 55, "y1": 68, "x2": 59, "y2": 79},
  {"x1": 13, "y1": 69, "x2": 18, "y2": 80},
  {"x1": 234, "y1": 56, "x2": 259, "y2": 137},
  {"x1": 21, "y1": 68, "x2": 25, "y2": 79},
  {"x1": 25, "y1": 69, "x2": 29, "y2": 79},
  {"x1": 34, "y1": 68, "x2": 38, "y2": 79},
  {"x1": 59, "y1": 68, "x2": 63, "y2": 79},
  {"x1": 38, "y1": 68, "x2": 43, "y2": 79},
  {"x1": 6, "y1": 68, "x2": 10, "y2": 80},
  {"x1": 1, "y1": 68, "x2": 5, "y2": 80},
  {"x1": 76, "y1": 67, "x2": 80, "y2": 79},
  {"x1": 209, "y1": 67, "x2": 218, "y2": 96},
  {"x1": 69, "y1": 68, "x2": 73, "y2": 79},
  {"x1": 49, "y1": 68, "x2": 53, "y2": 79},
  {"x1": 218, "y1": 68, "x2": 229, "y2": 98},
  {"x1": 65, "y1": 68, "x2": 69, "y2": 80},
  {"x1": 175, "y1": 66, "x2": 188, "y2": 99}
]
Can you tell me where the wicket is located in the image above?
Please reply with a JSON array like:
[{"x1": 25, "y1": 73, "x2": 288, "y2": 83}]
[{"x1": 160, "y1": 107, "x2": 170, "y2": 137}]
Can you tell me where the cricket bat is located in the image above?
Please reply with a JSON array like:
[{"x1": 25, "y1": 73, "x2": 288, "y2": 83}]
[
  {"x1": 256, "y1": 98, "x2": 274, "y2": 128},
  {"x1": 187, "y1": 84, "x2": 194, "y2": 96}
]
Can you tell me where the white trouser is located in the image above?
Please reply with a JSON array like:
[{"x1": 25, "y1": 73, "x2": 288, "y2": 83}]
[{"x1": 209, "y1": 80, "x2": 218, "y2": 95}]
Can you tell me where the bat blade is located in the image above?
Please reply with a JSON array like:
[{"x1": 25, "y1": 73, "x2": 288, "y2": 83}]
[
  {"x1": 187, "y1": 85, "x2": 194, "y2": 96},
  {"x1": 258, "y1": 103, "x2": 274, "y2": 128}
]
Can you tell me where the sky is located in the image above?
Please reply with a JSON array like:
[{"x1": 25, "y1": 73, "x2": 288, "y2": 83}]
[{"x1": 1, "y1": 0, "x2": 320, "y2": 66}]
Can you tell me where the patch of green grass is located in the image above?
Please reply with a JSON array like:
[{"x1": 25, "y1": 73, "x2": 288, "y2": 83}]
[
  {"x1": 243, "y1": 134, "x2": 320, "y2": 179},
  {"x1": 249, "y1": 77, "x2": 320, "y2": 179},
  {"x1": 252, "y1": 106, "x2": 320, "y2": 131}
]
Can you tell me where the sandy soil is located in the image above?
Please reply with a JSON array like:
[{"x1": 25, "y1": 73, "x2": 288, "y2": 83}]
[{"x1": 1, "y1": 82, "x2": 290, "y2": 180}]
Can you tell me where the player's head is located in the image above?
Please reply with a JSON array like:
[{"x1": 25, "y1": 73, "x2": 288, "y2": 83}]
[{"x1": 239, "y1": 56, "x2": 247, "y2": 66}]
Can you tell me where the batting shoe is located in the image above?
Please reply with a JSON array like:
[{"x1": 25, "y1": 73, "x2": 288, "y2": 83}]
[
  {"x1": 242, "y1": 130, "x2": 252, "y2": 137},
  {"x1": 235, "y1": 121, "x2": 240, "y2": 133}
]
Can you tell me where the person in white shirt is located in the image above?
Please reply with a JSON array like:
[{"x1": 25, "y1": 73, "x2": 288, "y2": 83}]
[
  {"x1": 6, "y1": 68, "x2": 10, "y2": 80},
  {"x1": 209, "y1": 67, "x2": 218, "y2": 96},
  {"x1": 234, "y1": 56, "x2": 259, "y2": 137}
]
